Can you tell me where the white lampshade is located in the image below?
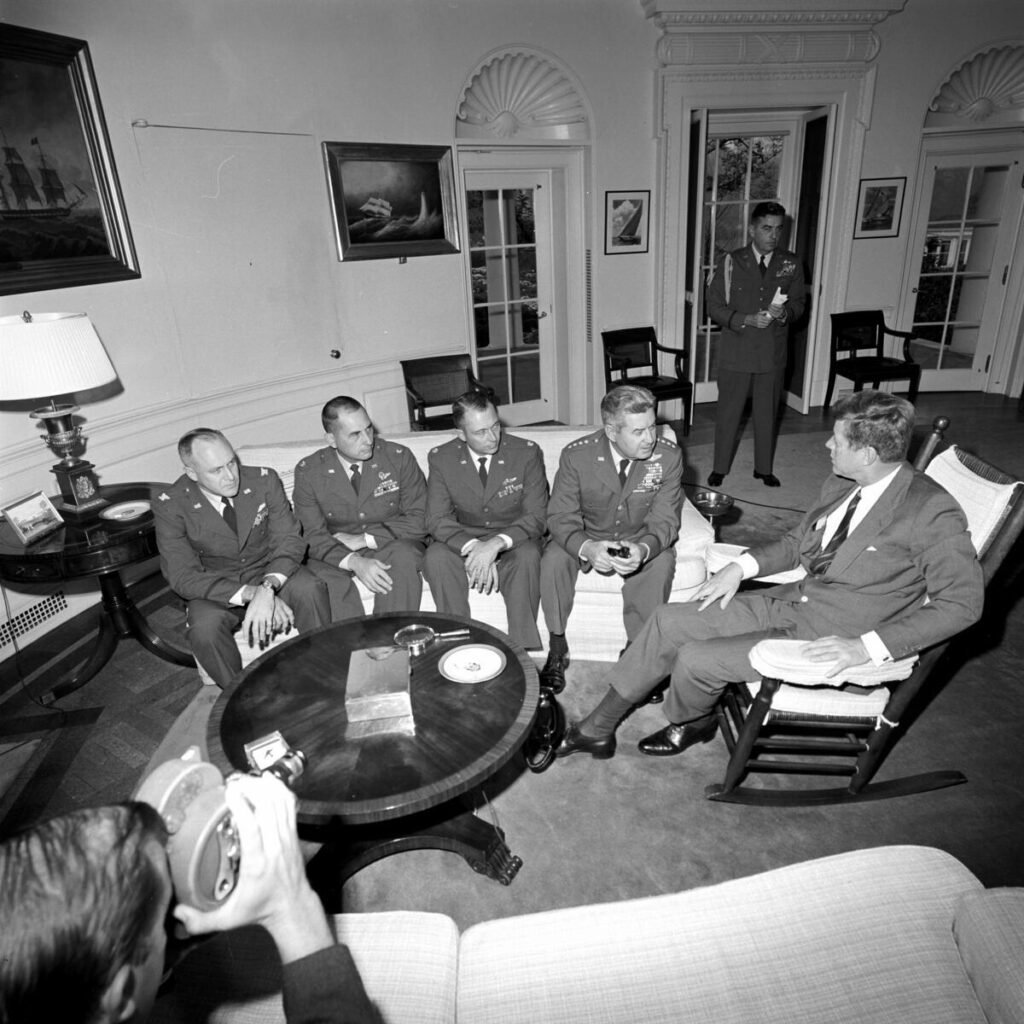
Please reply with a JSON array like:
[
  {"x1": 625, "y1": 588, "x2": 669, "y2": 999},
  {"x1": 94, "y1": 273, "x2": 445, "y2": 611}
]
[{"x1": 0, "y1": 311, "x2": 118, "y2": 401}]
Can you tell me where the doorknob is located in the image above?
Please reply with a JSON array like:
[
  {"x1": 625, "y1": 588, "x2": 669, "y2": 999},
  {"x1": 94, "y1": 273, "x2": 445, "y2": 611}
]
[{"x1": 537, "y1": 311, "x2": 548, "y2": 319}]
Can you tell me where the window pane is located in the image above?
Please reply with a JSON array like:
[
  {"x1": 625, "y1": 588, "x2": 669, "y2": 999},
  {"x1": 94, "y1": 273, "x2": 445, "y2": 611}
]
[
  {"x1": 928, "y1": 168, "x2": 968, "y2": 223},
  {"x1": 510, "y1": 353, "x2": 541, "y2": 402},
  {"x1": 713, "y1": 139, "x2": 750, "y2": 202},
  {"x1": 943, "y1": 326, "x2": 978, "y2": 369},
  {"x1": 467, "y1": 189, "x2": 501, "y2": 247},
  {"x1": 913, "y1": 275, "x2": 952, "y2": 325},
  {"x1": 515, "y1": 301, "x2": 540, "y2": 348},
  {"x1": 961, "y1": 225, "x2": 996, "y2": 273},
  {"x1": 476, "y1": 358, "x2": 510, "y2": 405},
  {"x1": 966, "y1": 165, "x2": 1008, "y2": 221},
  {"x1": 512, "y1": 189, "x2": 535, "y2": 244},
  {"x1": 951, "y1": 276, "x2": 986, "y2": 323},
  {"x1": 470, "y1": 250, "x2": 489, "y2": 304},
  {"x1": 509, "y1": 248, "x2": 536, "y2": 300},
  {"x1": 909, "y1": 332, "x2": 942, "y2": 369},
  {"x1": 749, "y1": 137, "x2": 783, "y2": 198}
]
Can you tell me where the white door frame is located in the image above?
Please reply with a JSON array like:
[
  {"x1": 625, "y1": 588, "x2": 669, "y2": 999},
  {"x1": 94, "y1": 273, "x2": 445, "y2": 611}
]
[
  {"x1": 456, "y1": 146, "x2": 588, "y2": 425},
  {"x1": 655, "y1": 64, "x2": 876, "y2": 411}
]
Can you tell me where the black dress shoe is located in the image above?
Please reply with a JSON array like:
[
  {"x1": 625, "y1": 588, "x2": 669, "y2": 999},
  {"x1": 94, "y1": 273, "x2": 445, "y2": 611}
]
[
  {"x1": 707, "y1": 472, "x2": 725, "y2": 487},
  {"x1": 555, "y1": 721, "x2": 616, "y2": 760},
  {"x1": 638, "y1": 717, "x2": 718, "y2": 757},
  {"x1": 539, "y1": 651, "x2": 569, "y2": 694},
  {"x1": 753, "y1": 471, "x2": 781, "y2": 487}
]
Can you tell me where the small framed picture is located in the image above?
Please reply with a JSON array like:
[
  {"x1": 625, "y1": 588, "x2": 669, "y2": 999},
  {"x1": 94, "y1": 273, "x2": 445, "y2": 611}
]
[
  {"x1": 605, "y1": 190, "x2": 651, "y2": 255},
  {"x1": 1, "y1": 491, "x2": 64, "y2": 545},
  {"x1": 854, "y1": 177, "x2": 907, "y2": 239}
]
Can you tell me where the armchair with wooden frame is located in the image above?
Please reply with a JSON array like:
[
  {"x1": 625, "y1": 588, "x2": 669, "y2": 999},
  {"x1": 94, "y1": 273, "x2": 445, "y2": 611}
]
[
  {"x1": 705, "y1": 416, "x2": 1024, "y2": 806},
  {"x1": 824, "y1": 310, "x2": 923, "y2": 411},
  {"x1": 400, "y1": 354, "x2": 497, "y2": 431},
  {"x1": 601, "y1": 325, "x2": 693, "y2": 435}
]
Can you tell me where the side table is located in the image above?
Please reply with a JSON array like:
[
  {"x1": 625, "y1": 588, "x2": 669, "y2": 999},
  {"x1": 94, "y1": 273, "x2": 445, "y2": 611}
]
[{"x1": 0, "y1": 481, "x2": 193, "y2": 704}]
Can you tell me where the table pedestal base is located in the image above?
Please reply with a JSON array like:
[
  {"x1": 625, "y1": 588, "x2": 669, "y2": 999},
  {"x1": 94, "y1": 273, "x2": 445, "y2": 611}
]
[
  {"x1": 42, "y1": 572, "x2": 193, "y2": 704},
  {"x1": 303, "y1": 797, "x2": 523, "y2": 910}
]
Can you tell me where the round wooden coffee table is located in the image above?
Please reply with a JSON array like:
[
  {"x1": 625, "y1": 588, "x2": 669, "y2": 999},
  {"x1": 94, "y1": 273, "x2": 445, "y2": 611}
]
[{"x1": 207, "y1": 611, "x2": 538, "y2": 902}]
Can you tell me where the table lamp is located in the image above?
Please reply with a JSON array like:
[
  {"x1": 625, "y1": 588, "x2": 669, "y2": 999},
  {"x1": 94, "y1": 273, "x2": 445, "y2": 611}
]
[{"x1": 0, "y1": 310, "x2": 119, "y2": 519}]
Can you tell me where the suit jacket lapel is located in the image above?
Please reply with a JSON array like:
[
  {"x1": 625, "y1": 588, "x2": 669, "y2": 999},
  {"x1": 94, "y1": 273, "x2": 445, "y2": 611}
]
[
  {"x1": 599, "y1": 440, "x2": 626, "y2": 493},
  {"x1": 825, "y1": 464, "x2": 913, "y2": 577},
  {"x1": 233, "y1": 476, "x2": 261, "y2": 547}
]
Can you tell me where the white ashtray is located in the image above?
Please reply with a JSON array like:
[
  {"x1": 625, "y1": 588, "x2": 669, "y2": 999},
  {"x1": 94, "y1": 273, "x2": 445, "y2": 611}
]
[
  {"x1": 100, "y1": 500, "x2": 151, "y2": 521},
  {"x1": 438, "y1": 644, "x2": 506, "y2": 684}
]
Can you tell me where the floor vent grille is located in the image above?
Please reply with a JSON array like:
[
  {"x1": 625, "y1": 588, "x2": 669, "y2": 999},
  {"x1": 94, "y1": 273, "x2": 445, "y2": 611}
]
[{"x1": 0, "y1": 591, "x2": 69, "y2": 649}]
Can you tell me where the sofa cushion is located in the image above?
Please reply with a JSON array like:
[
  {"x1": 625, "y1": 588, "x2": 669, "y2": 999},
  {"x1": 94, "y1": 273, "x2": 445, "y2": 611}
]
[
  {"x1": 149, "y1": 912, "x2": 459, "y2": 1024},
  {"x1": 456, "y1": 846, "x2": 985, "y2": 1024},
  {"x1": 954, "y1": 889, "x2": 1024, "y2": 1024}
]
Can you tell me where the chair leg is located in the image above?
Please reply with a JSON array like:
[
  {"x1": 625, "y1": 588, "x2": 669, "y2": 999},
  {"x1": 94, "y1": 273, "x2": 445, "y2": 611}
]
[
  {"x1": 908, "y1": 371, "x2": 921, "y2": 404},
  {"x1": 710, "y1": 678, "x2": 780, "y2": 796},
  {"x1": 822, "y1": 373, "x2": 836, "y2": 413},
  {"x1": 682, "y1": 393, "x2": 691, "y2": 436}
]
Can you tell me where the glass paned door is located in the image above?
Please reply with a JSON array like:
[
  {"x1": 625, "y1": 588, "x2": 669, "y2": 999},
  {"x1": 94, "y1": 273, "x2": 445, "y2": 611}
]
[
  {"x1": 465, "y1": 172, "x2": 552, "y2": 422},
  {"x1": 906, "y1": 151, "x2": 1023, "y2": 390}
]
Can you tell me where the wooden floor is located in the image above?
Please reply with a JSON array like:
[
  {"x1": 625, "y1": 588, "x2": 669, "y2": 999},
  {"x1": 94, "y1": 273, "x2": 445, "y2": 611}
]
[{"x1": 0, "y1": 390, "x2": 1020, "y2": 829}]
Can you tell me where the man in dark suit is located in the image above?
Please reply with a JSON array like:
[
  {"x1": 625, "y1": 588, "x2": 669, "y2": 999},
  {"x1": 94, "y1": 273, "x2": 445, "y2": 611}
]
[
  {"x1": 293, "y1": 396, "x2": 427, "y2": 619},
  {"x1": 539, "y1": 385, "x2": 683, "y2": 693},
  {"x1": 556, "y1": 391, "x2": 984, "y2": 760},
  {"x1": 705, "y1": 200, "x2": 807, "y2": 488},
  {"x1": 424, "y1": 390, "x2": 548, "y2": 651},
  {"x1": 154, "y1": 428, "x2": 329, "y2": 687}
]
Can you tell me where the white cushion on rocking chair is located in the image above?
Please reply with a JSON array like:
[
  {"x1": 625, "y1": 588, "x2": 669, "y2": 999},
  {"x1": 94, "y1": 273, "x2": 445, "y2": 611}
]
[
  {"x1": 196, "y1": 625, "x2": 299, "y2": 686},
  {"x1": 745, "y1": 639, "x2": 918, "y2": 719}
]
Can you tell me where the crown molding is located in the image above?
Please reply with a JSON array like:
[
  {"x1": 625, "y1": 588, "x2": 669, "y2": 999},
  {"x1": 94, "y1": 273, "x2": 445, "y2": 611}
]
[{"x1": 642, "y1": 0, "x2": 907, "y2": 67}]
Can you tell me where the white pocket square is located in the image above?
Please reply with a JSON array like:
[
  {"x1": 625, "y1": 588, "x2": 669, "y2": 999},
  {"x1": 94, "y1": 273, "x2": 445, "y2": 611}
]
[{"x1": 866, "y1": 545, "x2": 878, "y2": 552}]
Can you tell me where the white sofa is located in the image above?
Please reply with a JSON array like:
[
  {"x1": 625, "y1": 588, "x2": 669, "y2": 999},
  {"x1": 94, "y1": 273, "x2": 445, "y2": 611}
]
[
  {"x1": 150, "y1": 845, "x2": 1024, "y2": 1024},
  {"x1": 237, "y1": 425, "x2": 713, "y2": 662}
]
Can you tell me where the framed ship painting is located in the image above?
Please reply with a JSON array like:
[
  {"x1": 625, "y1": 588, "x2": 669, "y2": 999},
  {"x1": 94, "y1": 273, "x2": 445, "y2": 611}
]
[
  {"x1": 322, "y1": 142, "x2": 460, "y2": 261},
  {"x1": 0, "y1": 25, "x2": 140, "y2": 296},
  {"x1": 604, "y1": 190, "x2": 650, "y2": 255}
]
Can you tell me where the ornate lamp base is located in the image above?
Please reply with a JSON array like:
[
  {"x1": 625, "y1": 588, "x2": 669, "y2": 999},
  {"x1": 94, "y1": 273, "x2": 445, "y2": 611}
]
[{"x1": 52, "y1": 457, "x2": 107, "y2": 519}]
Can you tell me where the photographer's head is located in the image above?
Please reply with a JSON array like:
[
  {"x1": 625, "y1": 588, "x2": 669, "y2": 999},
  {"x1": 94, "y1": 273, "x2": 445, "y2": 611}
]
[{"x1": 0, "y1": 802, "x2": 171, "y2": 1024}]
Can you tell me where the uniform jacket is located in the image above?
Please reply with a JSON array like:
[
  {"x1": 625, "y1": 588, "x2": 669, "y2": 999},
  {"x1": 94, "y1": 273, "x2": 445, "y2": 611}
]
[
  {"x1": 292, "y1": 442, "x2": 426, "y2": 566},
  {"x1": 154, "y1": 465, "x2": 306, "y2": 605},
  {"x1": 546, "y1": 430, "x2": 682, "y2": 561},
  {"x1": 705, "y1": 245, "x2": 807, "y2": 374},
  {"x1": 751, "y1": 464, "x2": 983, "y2": 659},
  {"x1": 426, "y1": 432, "x2": 548, "y2": 552}
]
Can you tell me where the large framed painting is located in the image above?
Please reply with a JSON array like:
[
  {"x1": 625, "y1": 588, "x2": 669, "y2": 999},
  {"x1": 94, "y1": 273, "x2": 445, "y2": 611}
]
[
  {"x1": 0, "y1": 25, "x2": 140, "y2": 295},
  {"x1": 322, "y1": 142, "x2": 460, "y2": 261}
]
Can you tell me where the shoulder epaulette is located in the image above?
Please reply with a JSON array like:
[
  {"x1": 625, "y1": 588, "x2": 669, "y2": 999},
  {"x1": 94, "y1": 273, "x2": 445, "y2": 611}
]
[{"x1": 566, "y1": 434, "x2": 598, "y2": 450}]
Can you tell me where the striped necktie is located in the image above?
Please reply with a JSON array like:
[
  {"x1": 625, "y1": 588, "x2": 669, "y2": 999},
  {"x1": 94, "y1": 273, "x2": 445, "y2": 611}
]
[{"x1": 808, "y1": 490, "x2": 861, "y2": 577}]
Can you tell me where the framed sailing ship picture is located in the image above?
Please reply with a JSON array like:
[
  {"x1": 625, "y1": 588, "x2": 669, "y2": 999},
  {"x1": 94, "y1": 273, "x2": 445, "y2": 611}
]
[
  {"x1": 322, "y1": 142, "x2": 460, "y2": 261},
  {"x1": 604, "y1": 190, "x2": 650, "y2": 254},
  {"x1": 0, "y1": 25, "x2": 140, "y2": 295}
]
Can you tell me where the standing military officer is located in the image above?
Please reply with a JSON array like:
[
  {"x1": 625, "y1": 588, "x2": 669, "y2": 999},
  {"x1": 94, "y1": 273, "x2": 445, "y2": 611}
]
[
  {"x1": 294, "y1": 396, "x2": 427, "y2": 619},
  {"x1": 705, "y1": 200, "x2": 807, "y2": 488}
]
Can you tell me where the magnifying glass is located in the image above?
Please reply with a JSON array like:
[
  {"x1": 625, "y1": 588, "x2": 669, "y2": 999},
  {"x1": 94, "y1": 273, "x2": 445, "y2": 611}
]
[{"x1": 393, "y1": 624, "x2": 471, "y2": 656}]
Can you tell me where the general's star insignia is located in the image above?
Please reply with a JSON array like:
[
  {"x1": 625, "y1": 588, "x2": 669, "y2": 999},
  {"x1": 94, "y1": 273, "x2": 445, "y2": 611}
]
[
  {"x1": 158, "y1": 492, "x2": 170, "y2": 501},
  {"x1": 260, "y1": 467, "x2": 269, "y2": 476}
]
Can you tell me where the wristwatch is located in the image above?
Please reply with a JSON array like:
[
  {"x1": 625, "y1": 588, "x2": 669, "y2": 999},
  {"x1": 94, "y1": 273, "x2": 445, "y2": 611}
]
[{"x1": 259, "y1": 577, "x2": 279, "y2": 594}]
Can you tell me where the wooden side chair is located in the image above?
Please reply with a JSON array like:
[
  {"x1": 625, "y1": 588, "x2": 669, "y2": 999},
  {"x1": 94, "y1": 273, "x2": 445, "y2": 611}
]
[
  {"x1": 400, "y1": 354, "x2": 496, "y2": 431},
  {"x1": 705, "y1": 416, "x2": 1024, "y2": 805},
  {"x1": 601, "y1": 326, "x2": 692, "y2": 435},
  {"x1": 825, "y1": 311, "x2": 922, "y2": 411}
]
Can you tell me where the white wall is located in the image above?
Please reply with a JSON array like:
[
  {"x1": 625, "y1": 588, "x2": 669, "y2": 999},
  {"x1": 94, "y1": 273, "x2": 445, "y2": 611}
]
[
  {"x1": 847, "y1": 0, "x2": 1023, "y2": 314},
  {"x1": 1, "y1": 0, "x2": 661, "y2": 508}
]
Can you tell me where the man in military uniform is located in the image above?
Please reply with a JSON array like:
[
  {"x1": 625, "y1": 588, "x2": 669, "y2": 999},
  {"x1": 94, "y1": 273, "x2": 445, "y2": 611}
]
[
  {"x1": 154, "y1": 428, "x2": 330, "y2": 688},
  {"x1": 539, "y1": 385, "x2": 682, "y2": 692},
  {"x1": 424, "y1": 390, "x2": 548, "y2": 650},
  {"x1": 294, "y1": 396, "x2": 427, "y2": 619},
  {"x1": 705, "y1": 200, "x2": 807, "y2": 488}
]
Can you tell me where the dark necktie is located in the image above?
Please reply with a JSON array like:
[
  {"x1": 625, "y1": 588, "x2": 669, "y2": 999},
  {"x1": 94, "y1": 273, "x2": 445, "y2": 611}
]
[
  {"x1": 808, "y1": 490, "x2": 861, "y2": 577},
  {"x1": 759, "y1": 255, "x2": 767, "y2": 277},
  {"x1": 350, "y1": 464, "x2": 361, "y2": 495},
  {"x1": 221, "y1": 496, "x2": 237, "y2": 534},
  {"x1": 618, "y1": 458, "x2": 630, "y2": 487},
  {"x1": 478, "y1": 457, "x2": 488, "y2": 486}
]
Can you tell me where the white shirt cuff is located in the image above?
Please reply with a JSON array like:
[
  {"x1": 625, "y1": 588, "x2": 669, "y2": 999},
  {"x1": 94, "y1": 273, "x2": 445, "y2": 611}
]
[
  {"x1": 861, "y1": 631, "x2": 893, "y2": 666},
  {"x1": 736, "y1": 552, "x2": 760, "y2": 579}
]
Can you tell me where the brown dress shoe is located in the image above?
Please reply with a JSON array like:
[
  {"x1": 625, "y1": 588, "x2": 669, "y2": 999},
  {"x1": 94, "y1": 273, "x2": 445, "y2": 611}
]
[
  {"x1": 555, "y1": 721, "x2": 616, "y2": 760},
  {"x1": 638, "y1": 717, "x2": 718, "y2": 757}
]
